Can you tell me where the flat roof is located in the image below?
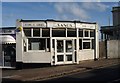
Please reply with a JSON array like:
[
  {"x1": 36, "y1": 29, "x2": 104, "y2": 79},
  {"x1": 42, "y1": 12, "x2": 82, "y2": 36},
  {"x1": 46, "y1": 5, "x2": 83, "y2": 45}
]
[
  {"x1": 18, "y1": 19, "x2": 96, "y2": 24},
  {"x1": 0, "y1": 27, "x2": 16, "y2": 29}
]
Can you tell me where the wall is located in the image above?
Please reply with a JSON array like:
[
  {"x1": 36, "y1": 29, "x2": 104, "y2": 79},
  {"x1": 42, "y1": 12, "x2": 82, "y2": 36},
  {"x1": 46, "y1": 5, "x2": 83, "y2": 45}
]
[
  {"x1": 23, "y1": 52, "x2": 51, "y2": 63},
  {"x1": 107, "y1": 40, "x2": 120, "y2": 58},
  {"x1": 79, "y1": 50, "x2": 94, "y2": 61},
  {"x1": 99, "y1": 41, "x2": 107, "y2": 59},
  {"x1": 16, "y1": 32, "x2": 23, "y2": 62}
]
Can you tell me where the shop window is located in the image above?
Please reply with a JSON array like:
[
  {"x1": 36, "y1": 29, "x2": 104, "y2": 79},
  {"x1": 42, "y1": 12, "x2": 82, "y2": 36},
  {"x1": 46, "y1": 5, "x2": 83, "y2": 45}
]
[
  {"x1": 52, "y1": 28, "x2": 65, "y2": 37},
  {"x1": 33, "y1": 28, "x2": 40, "y2": 37},
  {"x1": 47, "y1": 38, "x2": 50, "y2": 51},
  {"x1": 79, "y1": 39, "x2": 82, "y2": 50},
  {"x1": 85, "y1": 30, "x2": 89, "y2": 37},
  {"x1": 28, "y1": 38, "x2": 50, "y2": 52},
  {"x1": 23, "y1": 28, "x2": 31, "y2": 37},
  {"x1": 57, "y1": 40, "x2": 63, "y2": 52},
  {"x1": 24, "y1": 46, "x2": 26, "y2": 52},
  {"x1": 24, "y1": 44, "x2": 26, "y2": 52},
  {"x1": 79, "y1": 29, "x2": 83, "y2": 37},
  {"x1": 92, "y1": 39, "x2": 95, "y2": 49},
  {"x1": 42, "y1": 28, "x2": 50, "y2": 37},
  {"x1": 31, "y1": 42, "x2": 40, "y2": 50},
  {"x1": 28, "y1": 38, "x2": 45, "y2": 50},
  {"x1": 74, "y1": 39, "x2": 76, "y2": 50},
  {"x1": 66, "y1": 55, "x2": 72, "y2": 61},
  {"x1": 57, "y1": 55, "x2": 64, "y2": 62},
  {"x1": 83, "y1": 42, "x2": 90, "y2": 49},
  {"x1": 90, "y1": 30, "x2": 95, "y2": 37},
  {"x1": 66, "y1": 40, "x2": 72, "y2": 52},
  {"x1": 52, "y1": 39, "x2": 55, "y2": 51},
  {"x1": 67, "y1": 28, "x2": 76, "y2": 37}
]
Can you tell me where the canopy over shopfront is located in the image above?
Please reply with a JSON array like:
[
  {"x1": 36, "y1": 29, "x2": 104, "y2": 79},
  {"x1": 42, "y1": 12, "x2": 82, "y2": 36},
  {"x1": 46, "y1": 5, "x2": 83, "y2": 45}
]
[{"x1": 0, "y1": 35, "x2": 16, "y2": 44}]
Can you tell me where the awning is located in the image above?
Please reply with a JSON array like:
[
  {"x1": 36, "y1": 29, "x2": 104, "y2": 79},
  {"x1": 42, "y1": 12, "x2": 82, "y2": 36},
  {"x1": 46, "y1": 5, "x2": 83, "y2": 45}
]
[{"x1": 0, "y1": 35, "x2": 16, "y2": 44}]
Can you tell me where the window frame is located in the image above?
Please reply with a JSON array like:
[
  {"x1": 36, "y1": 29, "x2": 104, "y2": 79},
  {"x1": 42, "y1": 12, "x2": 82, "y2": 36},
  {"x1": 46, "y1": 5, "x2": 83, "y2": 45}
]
[
  {"x1": 23, "y1": 28, "x2": 31, "y2": 37},
  {"x1": 84, "y1": 30, "x2": 90, "y2": 38},
  {"x1": 33, "y1": 28, "x2": 40, "y2": 37},
  {"x1": 67, "y1": 28, "x2": 76, "y2": 37},
  {"x1": 27, "y1": 38, "x2": 50, "y2": 52},
  {"x1": 52, "y1": 28, "x2": 66, "y2": 37},
  {"x1": 83, "y1": 41, "x2": 91, "y2": 49},
  {"x1": 79, "y1": 38, "x2": 95, "y2": 50}
]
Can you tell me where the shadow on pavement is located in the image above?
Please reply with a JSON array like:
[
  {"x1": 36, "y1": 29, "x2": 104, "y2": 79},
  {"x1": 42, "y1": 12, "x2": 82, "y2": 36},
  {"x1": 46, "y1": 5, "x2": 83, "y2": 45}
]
[{"x1": 2, "y1": 78, "x2": 23, "y2": 83}]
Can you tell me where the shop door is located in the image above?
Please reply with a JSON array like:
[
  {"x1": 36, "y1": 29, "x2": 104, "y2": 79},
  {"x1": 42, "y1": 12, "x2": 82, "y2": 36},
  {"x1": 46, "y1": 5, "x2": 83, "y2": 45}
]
[
  {"x1": 4, "y1": 46, "x2": 16, "y2": 67},
  {"x1": 55, "y1": 39, "x2": 76, "y2": 65}
]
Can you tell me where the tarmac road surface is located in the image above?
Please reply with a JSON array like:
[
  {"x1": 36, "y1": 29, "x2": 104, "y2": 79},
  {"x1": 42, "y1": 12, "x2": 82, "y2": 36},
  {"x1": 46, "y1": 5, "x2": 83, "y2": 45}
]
[{"x1": 43, "y1": 64, "x2": 120, "y2": 82}]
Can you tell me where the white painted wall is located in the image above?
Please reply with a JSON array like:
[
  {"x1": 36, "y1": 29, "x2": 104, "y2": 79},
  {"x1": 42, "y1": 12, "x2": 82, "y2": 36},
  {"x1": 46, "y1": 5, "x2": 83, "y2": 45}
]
[
  {"x1": 23, "y1": 52, "x2": 51, "y2": 63},
  {"x1": 16, "y1": 21, "x2": 23, "y2": 62},
  {"x1": 79, "y1": 50, "x2": 94, "y2": 61},
  {"x1": 16, "y1": 32, "x2": 23, "y2": 62},
  {"x1": 95, "y1": 24, "x2": 99, "y2": 59}
]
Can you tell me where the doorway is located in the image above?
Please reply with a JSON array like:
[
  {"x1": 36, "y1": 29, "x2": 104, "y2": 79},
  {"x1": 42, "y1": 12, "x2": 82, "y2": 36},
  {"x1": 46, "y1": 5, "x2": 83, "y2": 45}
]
[
  {"x1": 54, "y1": 39, "x2": 77, "y2": 65},
  {"x1": 3, "y1": 45, "x2": 16, "y2": 67}
]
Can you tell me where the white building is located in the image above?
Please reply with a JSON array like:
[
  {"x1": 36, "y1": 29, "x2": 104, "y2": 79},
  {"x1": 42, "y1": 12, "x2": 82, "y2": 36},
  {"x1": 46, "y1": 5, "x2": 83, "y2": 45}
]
[{"x1": 16, "y1": 19, "x2": 99, "y2": 69}]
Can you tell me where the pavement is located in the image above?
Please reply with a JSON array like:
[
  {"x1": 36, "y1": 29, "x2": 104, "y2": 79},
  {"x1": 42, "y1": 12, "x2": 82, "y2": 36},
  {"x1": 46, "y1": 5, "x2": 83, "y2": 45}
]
[{"x1": 2, "y1": 58, "x2": 120, "y2": 82}]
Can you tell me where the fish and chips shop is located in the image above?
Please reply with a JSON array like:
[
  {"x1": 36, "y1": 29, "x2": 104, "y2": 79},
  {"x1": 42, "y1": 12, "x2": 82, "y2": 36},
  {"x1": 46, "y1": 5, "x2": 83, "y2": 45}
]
[{"x1": 15, "y1": 19, "x2": 99, "y2": 69}]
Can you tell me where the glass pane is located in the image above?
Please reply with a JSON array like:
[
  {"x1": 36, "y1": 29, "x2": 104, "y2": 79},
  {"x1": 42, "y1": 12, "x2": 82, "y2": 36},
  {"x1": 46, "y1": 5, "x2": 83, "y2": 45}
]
[
  {"x1": 74, "y1": 39, "x2": 76, "y2": 50},
  {"x1": 83, "y1": 42, "x2": 90, "y2": 49},
  {"x1": 67, "y1": 28, "x2": 76, "y2": 37},
  {"x1": 57, "y1": 55, "x2": 64, "y2": 62},
  {"x1": 47, "y1": 38, "x2": 50, "y2": 52},
  {"x1": 79, "y1": 39, "x2": 82, "y2": 50},
  {"x1": 57, "y1": 40, "x2": 63, "y2": 52},
  {"x1": 52, "y1": 28, "x2": 65, "y2": 37},
  {"x1": 39, "y1": 39, "x2": 45, "y2": 50},
  {"x1": 33, "y1": 28, "x2": 40, "y2": 37},
  {"x1": 28, "y1": 38, "x2": 46, "y2": 50},
  {"x1": 31, "y1": 42, "x2": 40, "y2": 50},
  {"x1": 90, "y1": 30, "x2": 95, "y2": 37},
  {"x1": 42, "y1": 28, "x2": 50, "y2": 37},
  {"x1": 52, "y1": 39, "x2": 55, "y2": 50},
  {"x1": 66, "y1": 40, "x2": 72, "y2": 52},
  {"x1": 74, "y1": 51, "x2": 77, "y2": 62},
  {"x1": 23, "y1": 28, "x2": 31, "y2": 37},
  {"x1": 66, "y1": 55, "x2": 72, "y2": 61},
  {"x1": 92, "y1": 39, "x2": 95, "y2": 49},
  {"x1": 85, "y1": 30, "x2": 89, "y2": 37},
  {"x1": 79, "y1": 29, "x2": 83, "y2": 37}
]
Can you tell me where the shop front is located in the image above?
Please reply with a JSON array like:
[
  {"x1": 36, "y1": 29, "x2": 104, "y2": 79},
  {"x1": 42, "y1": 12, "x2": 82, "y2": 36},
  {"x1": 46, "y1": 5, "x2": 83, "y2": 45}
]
[
  {"x1": 16, "y1": 19, "x2": 99, "y2": 68},
  {"x1": 0, "y1": 35, "x2": 16, "y2": 68}
]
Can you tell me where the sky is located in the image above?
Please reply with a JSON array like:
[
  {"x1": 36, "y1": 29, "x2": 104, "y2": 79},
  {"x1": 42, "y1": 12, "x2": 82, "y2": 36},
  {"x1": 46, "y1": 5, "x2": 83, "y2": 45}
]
[{"x1": 1, "y1": 1, "x2": 119, "y2": 28}]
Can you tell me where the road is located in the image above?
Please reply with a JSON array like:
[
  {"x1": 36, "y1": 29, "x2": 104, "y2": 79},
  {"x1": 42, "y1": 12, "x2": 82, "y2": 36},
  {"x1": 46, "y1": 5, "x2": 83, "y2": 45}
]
[{"x1": 42, "y1": 64, "x2": 120, "y2": 82}]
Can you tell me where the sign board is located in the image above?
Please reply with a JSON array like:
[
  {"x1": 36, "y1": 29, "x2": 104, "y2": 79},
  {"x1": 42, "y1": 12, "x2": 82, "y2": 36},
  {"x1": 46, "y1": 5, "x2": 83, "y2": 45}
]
[
  {"x1": 23, "y1": 22, "x2": 46, "y2": 27},
  {"x1": 54, "y1": 22, "x2": 75, "y2": 28},
  {"x1": 0, "y1": 29, "x2": 15, "y2": 34},
  {"x1": 76, "y1": 23, "x2": 96, "y2": 29}
]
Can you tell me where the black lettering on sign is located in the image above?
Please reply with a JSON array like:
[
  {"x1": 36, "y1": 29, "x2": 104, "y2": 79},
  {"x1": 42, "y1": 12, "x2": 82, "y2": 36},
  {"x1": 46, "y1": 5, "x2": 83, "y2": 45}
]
[{"x1": 57, "y1": 24, "x2": 72, "y2": 27}]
